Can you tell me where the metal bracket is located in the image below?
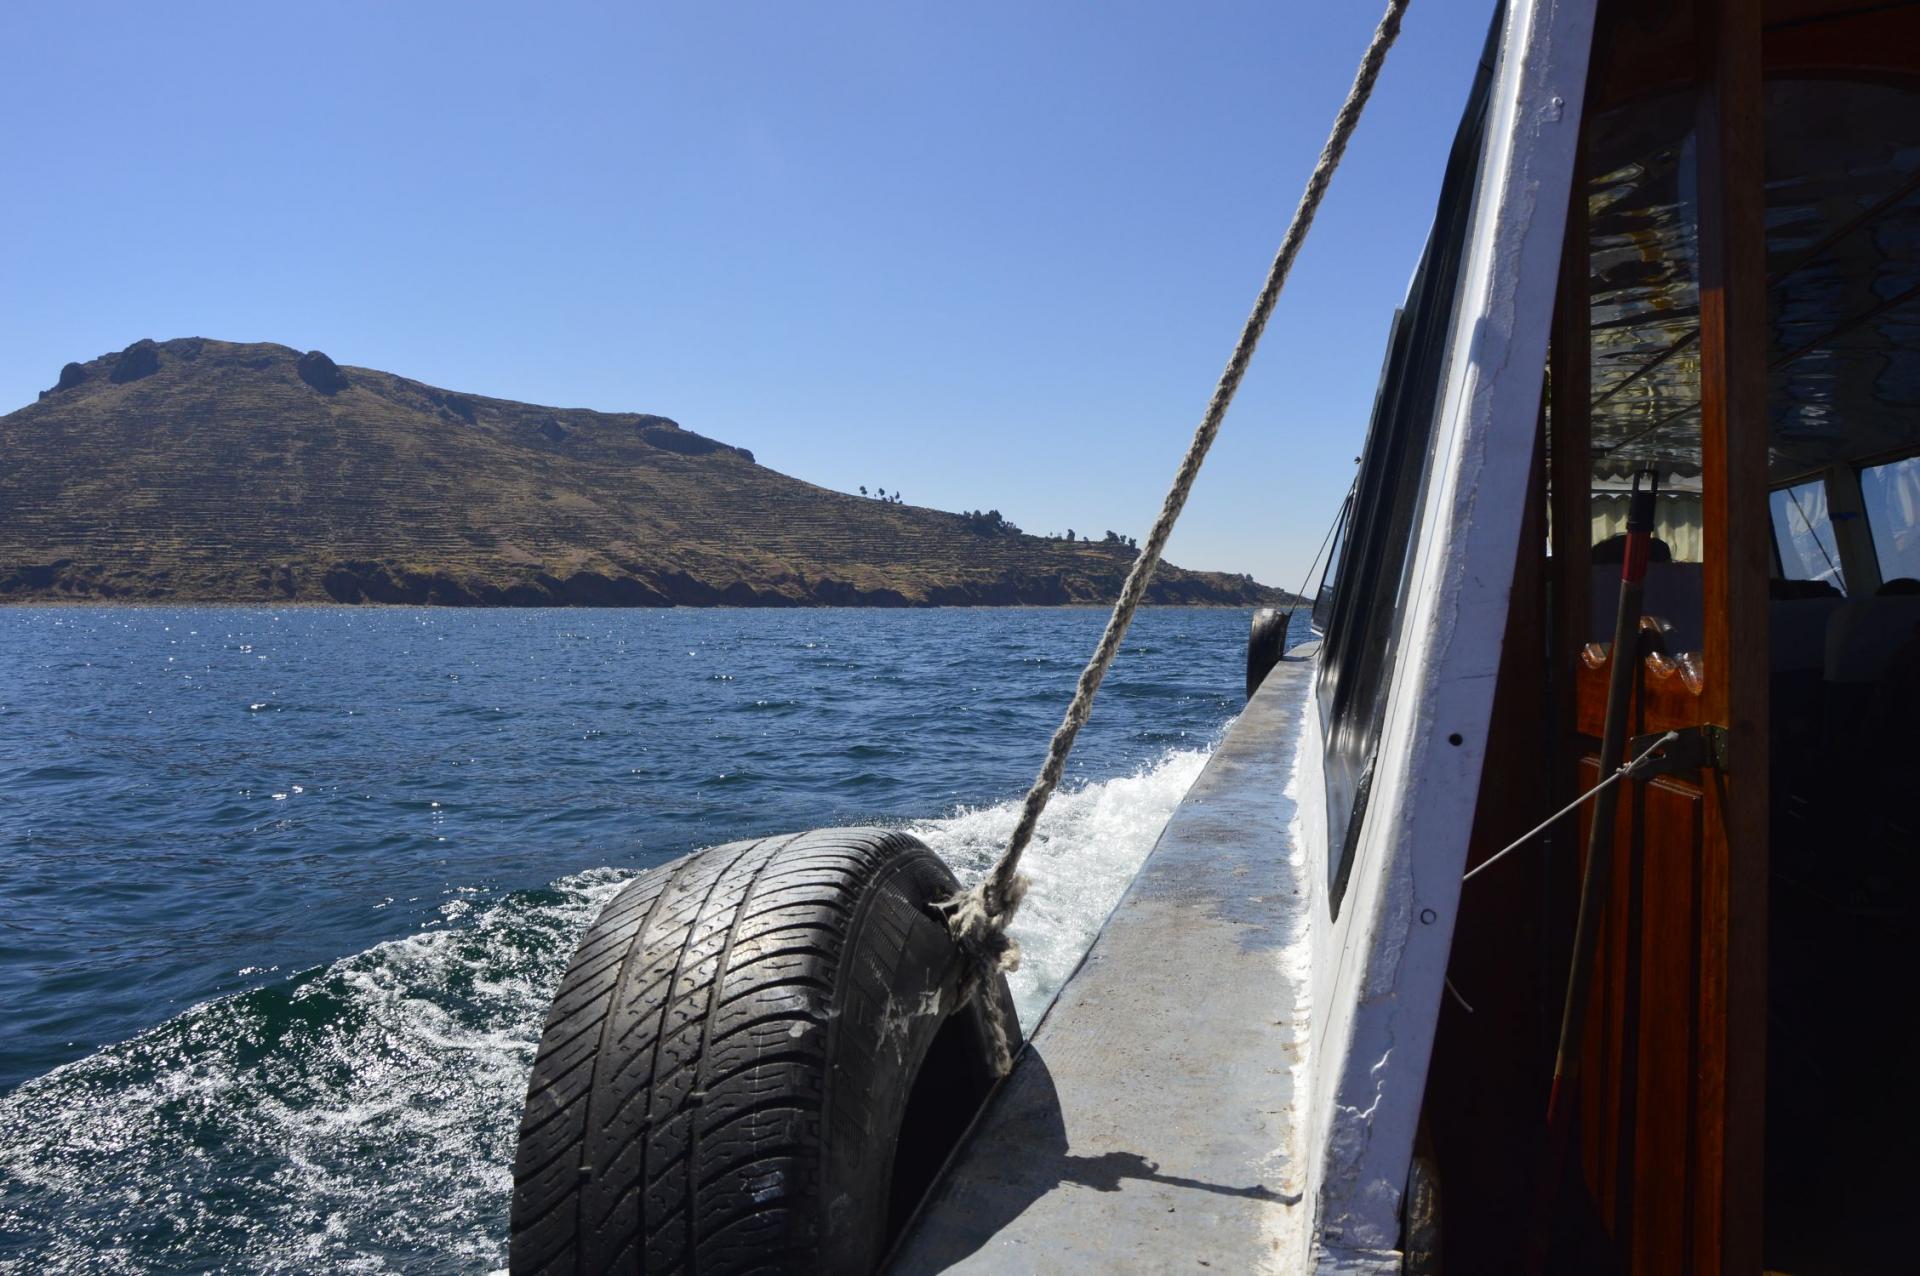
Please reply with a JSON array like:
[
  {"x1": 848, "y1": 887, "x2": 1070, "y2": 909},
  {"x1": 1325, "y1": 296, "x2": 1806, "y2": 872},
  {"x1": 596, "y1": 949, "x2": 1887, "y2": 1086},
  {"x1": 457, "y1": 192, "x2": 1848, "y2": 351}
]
[{"x1": 1627, "y1": 725, "x2": 1730, "y2": 779}]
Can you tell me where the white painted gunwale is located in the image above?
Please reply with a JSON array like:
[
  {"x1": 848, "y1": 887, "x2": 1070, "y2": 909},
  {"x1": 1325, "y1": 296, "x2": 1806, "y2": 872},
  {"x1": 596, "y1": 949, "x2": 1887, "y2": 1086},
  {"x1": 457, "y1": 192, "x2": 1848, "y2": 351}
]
[{"x1": 1296, "y1": 1, "x2": 1596, "y2": 1268}]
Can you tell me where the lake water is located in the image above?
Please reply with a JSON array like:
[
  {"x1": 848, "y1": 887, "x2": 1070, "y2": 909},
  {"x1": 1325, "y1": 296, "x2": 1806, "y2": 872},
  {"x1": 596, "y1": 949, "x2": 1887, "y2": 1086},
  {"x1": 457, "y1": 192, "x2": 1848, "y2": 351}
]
[{"x1": 0, "y1": 605, "x2": 1301, "y2": 1272}]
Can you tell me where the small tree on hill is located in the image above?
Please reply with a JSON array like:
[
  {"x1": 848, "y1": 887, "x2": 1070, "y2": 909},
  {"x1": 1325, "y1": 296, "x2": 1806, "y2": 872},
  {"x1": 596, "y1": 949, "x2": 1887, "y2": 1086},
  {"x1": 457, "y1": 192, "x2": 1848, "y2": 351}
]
[{"x1": 962, "y1": 508, "x2": 1020, "y2": 537}]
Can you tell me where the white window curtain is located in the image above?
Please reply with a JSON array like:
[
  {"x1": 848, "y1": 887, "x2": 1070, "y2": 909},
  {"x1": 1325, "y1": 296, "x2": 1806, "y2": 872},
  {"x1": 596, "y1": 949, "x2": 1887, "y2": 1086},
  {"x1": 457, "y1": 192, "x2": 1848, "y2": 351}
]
[{"x1": 1590, "y1": 492, "x2": 1704, "y2": 562}]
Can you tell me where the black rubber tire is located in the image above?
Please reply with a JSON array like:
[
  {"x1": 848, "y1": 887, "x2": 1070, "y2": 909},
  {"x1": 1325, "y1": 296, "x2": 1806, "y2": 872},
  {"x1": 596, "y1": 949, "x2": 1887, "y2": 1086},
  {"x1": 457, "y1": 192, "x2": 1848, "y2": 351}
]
[
  {"x1": 1247, "y1": 606, "x2": 1291, "y2": 700},
  {"x1": 510, "y1": 827, "x2": 1019, "y2": 1275}
]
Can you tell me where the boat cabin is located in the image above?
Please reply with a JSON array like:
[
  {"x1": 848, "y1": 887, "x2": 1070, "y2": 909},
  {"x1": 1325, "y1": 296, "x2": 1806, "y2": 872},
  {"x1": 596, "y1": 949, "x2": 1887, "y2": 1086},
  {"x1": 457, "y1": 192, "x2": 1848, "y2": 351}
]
[{"x1": 1306, "y1": 0, "x2": 1920, "y2": 1269}]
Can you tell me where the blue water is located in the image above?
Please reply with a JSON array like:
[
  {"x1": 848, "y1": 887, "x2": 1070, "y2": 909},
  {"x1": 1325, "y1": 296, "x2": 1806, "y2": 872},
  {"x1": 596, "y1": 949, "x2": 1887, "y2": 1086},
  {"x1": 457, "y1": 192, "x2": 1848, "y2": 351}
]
[{"x1": 0, "y1": 606, "x2": 1296, "y2": 1272}]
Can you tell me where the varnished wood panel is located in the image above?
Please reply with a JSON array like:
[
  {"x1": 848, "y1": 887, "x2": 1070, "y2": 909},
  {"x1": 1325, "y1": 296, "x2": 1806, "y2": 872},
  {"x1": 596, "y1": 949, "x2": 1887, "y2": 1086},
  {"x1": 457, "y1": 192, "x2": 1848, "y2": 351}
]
[
  {"x1": 1694, "y1": 0, "x2": 1770, "y2": 1269},
  {"x1": 1629, "y1": 777, "x2": 1707, "y2": 1272},
  {"x1": 1575, "y1": 760, "x2": 1709, "y2": 1272},
  {"x1": 1562, "y1": 4, "x2": 1772, "y2": 1269}
]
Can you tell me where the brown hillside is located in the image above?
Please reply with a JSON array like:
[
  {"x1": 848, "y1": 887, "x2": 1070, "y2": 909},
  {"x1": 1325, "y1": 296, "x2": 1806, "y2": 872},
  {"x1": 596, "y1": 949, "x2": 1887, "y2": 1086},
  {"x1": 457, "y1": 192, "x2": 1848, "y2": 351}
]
[{"x1": 0, "y1": 337, "x2": 1285, "y2": 608}]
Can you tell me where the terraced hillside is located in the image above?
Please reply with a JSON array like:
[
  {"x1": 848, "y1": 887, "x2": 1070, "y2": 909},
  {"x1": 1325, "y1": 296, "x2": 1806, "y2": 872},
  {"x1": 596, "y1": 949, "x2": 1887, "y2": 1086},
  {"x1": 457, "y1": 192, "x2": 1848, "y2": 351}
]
[{"x1": 1, "y1": 338, "x2": 1284, "y2": 607}]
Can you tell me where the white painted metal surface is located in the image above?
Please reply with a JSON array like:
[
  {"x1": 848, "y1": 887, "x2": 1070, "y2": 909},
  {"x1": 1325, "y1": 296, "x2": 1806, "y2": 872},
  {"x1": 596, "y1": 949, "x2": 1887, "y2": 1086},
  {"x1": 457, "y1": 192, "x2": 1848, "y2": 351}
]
[{"x1": 1297, "y1": 1, "x2": 1596, "y2": 1268}]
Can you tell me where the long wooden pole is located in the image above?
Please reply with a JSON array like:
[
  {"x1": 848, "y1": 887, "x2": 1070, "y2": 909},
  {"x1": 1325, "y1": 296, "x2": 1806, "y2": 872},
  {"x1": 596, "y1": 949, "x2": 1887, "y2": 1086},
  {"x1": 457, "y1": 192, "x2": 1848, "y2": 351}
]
[
  {"x1": 1529, "y1": 473, "x2": 1655, "y2": 1274},
  {"x1": 1547, "y1": 471, "x2": 1656, "y2": 1128}
]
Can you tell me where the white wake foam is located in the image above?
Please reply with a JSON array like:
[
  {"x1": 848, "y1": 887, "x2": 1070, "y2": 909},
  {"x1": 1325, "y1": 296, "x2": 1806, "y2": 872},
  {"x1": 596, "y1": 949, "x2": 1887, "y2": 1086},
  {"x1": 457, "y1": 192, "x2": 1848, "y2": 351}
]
[
  {"x1": 912, "y1": 741, "x2": 1215, "y2": 1026},
  {"x1": 0, "y1": 869, "x2": 634, "y2": 1274}
]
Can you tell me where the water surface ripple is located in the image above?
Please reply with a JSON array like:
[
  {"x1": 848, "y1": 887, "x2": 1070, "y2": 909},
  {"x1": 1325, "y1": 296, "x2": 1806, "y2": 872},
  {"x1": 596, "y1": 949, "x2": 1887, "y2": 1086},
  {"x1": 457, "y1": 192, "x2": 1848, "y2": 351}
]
[{"x1": 0, "y1": 605, "x2": 1291, "y2": 1272}]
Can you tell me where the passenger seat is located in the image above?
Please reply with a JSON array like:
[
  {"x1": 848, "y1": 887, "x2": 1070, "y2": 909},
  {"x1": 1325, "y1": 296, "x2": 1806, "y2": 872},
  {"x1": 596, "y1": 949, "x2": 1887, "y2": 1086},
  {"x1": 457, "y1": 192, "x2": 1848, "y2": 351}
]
[
  {"x1": 1772, "y1": 591, "x2": 1845, "y2": 790},
  {"x1": 1823, "y1": 595, "x2": 1920, "y2": 799}
]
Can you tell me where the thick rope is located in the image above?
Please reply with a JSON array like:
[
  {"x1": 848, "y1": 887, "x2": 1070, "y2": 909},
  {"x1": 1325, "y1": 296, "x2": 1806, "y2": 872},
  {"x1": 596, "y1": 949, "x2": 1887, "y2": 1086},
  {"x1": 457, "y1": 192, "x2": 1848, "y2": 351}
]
[{"x1": 939, "y1": 0, "x2": 1414, "y2": 1073}]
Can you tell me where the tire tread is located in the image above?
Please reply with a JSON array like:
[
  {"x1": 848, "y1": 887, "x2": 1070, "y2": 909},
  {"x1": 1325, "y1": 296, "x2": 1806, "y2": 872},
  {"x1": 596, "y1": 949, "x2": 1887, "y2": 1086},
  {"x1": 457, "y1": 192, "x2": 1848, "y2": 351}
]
[{"x1": 509, "y1": 828, "x2": 1003, "y2": 1275}]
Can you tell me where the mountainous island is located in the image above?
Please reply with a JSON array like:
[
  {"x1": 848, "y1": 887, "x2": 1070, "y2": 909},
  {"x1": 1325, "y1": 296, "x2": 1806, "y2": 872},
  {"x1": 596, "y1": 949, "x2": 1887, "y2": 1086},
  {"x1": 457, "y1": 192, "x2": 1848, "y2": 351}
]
[{"x1": 0, "y1": 338, "x2": 1286, "y2": 608}]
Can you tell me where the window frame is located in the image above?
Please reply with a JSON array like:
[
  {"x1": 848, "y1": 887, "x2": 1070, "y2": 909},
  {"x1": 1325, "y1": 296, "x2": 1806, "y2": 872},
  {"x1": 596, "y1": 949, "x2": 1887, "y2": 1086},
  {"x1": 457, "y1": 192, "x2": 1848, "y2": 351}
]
[
  {"x1": 1312, "y1": 20, "x2": 1498, "y2": 918},
  {"x1": 1768, "y1": 475, "x2": 1849, "y2": 594},
  {"x1": 1856, "y1": 448, "x2": 1920, "y2": 587}
]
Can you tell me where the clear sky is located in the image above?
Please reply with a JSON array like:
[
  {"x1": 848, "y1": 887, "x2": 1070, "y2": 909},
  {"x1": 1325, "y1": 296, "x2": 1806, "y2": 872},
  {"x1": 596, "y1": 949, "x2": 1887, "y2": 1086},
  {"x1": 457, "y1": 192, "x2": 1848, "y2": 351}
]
[{"x1": 1, "y1": 1, "x2": 1497, "y2": 589}]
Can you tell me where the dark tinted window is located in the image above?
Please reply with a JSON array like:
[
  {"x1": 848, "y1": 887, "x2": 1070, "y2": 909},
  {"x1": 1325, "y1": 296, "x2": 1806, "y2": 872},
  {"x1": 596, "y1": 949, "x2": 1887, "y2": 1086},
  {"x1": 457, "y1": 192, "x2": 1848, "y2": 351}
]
[
  {"x1": 1314, "y1": 22, "x2": 1496, "y2": 917},
  {"x1": 1310, "y1": 488, "x2": 1353, "y2": 635}
]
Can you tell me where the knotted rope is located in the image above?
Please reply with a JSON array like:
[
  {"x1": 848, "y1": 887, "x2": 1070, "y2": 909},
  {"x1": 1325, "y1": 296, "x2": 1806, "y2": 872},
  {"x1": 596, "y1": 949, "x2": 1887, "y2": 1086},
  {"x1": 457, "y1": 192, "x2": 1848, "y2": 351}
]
[{"x1": 939, "y1": 0, "x2": 1414, "y2": 1073}]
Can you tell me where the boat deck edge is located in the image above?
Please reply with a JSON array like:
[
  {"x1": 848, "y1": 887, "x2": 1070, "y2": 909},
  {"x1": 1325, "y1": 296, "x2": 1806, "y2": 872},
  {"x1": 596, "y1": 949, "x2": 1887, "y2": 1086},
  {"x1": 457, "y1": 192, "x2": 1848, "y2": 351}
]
[{"x1": 887, "y1": 649, "x2": 1320, "y2": 1274}]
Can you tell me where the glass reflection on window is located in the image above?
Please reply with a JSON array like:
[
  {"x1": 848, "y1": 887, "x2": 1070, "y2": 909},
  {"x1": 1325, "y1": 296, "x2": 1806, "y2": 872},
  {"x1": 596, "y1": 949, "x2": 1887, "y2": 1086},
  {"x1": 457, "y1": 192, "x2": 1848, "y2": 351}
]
[
  {"x1": 1770, "y1": 479, "x2": 1846, "y2": 593},
  {"x1": 1861, "y1": 456, "x2": 1920, "y2": 586}
]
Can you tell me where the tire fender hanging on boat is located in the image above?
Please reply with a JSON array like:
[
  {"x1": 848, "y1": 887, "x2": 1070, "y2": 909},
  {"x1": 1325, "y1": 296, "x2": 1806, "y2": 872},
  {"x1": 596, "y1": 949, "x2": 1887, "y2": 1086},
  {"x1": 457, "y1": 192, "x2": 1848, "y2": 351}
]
[
  {"x1": 1246, "y1": 606, "x2": 1290, "y2": 700},
  {"x1": 510, "y1": 827, "x2": 1019, "y2": 1275}
]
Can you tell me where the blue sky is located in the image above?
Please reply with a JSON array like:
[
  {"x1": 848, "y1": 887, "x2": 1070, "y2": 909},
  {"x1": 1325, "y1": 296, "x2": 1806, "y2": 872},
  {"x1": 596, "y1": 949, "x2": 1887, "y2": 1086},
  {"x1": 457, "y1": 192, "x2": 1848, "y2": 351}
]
[{"x1": 0, "y1": 1, "x2": 1496, "y2": 588}]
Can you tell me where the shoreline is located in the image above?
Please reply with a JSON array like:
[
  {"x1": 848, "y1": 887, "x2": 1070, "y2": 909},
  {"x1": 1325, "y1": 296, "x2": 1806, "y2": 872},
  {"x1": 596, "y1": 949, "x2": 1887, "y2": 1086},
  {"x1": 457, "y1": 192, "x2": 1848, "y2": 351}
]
[{"x1": 0, "y1": 597, "x2": 1295, "y2": 611}]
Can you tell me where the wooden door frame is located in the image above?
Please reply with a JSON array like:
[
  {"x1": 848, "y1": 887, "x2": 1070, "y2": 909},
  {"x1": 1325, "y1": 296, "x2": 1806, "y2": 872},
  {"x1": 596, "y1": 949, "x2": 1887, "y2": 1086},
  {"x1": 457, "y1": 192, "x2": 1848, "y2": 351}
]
[
  {"x1": 1693, "y1": 0, "x2": 1770, "y2": 1270},
  {"x1": 1549, "y1": 0, "x2": 1771, "y2": 1268}
]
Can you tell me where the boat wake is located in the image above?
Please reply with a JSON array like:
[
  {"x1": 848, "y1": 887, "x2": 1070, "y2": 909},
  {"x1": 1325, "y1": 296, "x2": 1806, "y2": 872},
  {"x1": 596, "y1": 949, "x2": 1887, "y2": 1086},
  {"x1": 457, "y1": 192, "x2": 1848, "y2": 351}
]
[
  {"x1": 0, "y1": 741, "x2": 1215, "y2": 1273},
  {"x1": 911, "y1": 743, "x2": 1215, "y2": 1026}
]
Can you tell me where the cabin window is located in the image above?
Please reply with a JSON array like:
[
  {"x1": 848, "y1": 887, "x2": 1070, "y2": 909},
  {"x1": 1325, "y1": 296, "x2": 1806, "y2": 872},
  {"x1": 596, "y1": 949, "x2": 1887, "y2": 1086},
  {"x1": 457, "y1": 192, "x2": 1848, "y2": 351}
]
[
  {"x1": 1764, "y1": 79, "x2": 1920, "y2": 488},
  {"x1": 1311, "y1": 25, "x2": 1497, "y2": 917},
  {"x1": 1769, "y1": 478, "x2": 1846, "y2": 592},
  {"x1": 1578, "y1": 89, "x2": 1708, "y2": 651},
  {"x1": 1309, "y1": 488, "x2": 1353, "y2": 635},
  {"x1": 1861, "y1": 456, "x2": 1920, "y2": 585},
  {"x1": 1585, "y1": 102, "x2": 1700, "y2": 475}
]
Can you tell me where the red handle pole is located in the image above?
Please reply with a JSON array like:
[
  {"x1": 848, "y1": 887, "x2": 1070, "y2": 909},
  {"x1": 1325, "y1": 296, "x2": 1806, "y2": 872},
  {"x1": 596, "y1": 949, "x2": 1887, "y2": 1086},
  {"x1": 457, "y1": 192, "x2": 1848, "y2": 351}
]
[{"x1": 1530, "y1": 468, "x2": 1658, "y2": 1266}]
